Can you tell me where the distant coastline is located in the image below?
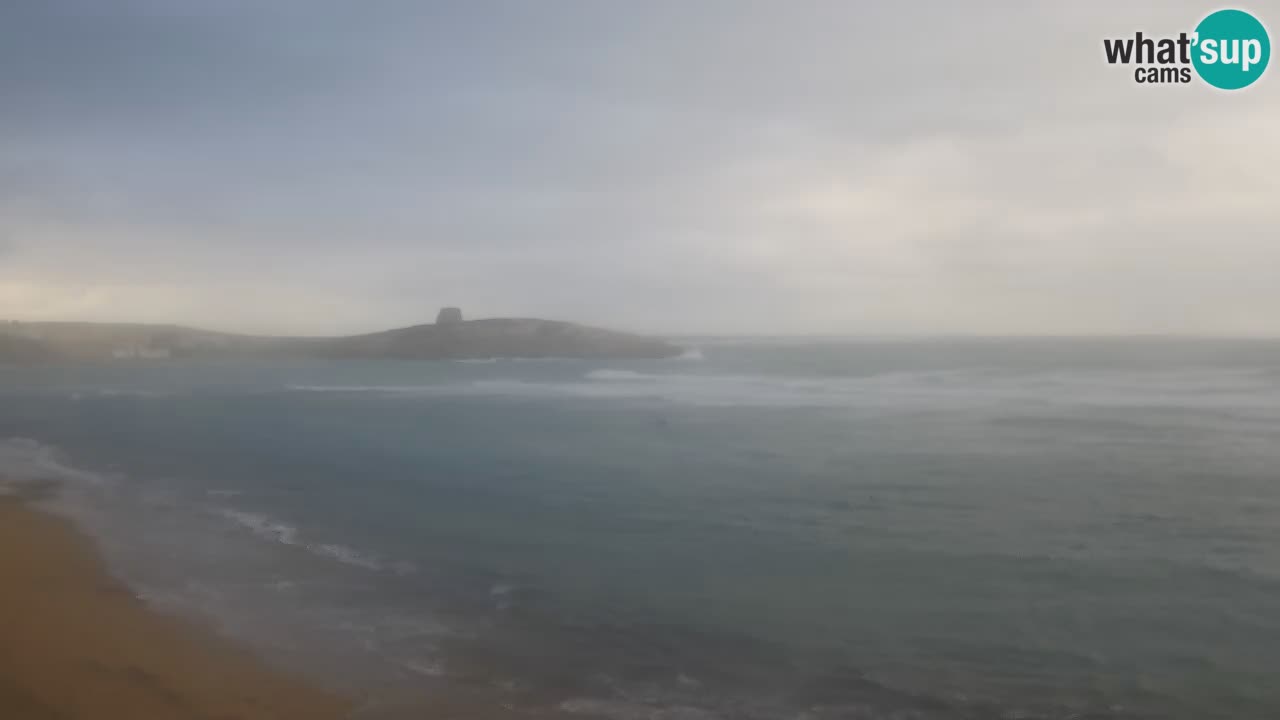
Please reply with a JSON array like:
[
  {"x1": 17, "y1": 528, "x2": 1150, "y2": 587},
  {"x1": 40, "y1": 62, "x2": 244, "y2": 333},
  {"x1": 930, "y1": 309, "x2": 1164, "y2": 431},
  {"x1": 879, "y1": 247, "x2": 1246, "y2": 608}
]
[{"x1": 0, "y1": 309, "x2": 682, "y2": 363}]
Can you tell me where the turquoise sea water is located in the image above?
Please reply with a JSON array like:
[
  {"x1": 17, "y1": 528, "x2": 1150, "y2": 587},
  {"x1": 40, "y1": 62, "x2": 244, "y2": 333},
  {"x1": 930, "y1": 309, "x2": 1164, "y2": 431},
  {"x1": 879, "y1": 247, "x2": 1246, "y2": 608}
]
[{"x1": 2, "y1": 338, "x2": 1280, "y2": 719}]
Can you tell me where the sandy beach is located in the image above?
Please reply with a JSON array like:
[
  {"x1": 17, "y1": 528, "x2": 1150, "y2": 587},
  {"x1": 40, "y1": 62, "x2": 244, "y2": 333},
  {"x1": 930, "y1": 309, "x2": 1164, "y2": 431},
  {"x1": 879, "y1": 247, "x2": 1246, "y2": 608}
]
[{"x1": 0, "y1": 492, "x2": 351, "y2": 720}]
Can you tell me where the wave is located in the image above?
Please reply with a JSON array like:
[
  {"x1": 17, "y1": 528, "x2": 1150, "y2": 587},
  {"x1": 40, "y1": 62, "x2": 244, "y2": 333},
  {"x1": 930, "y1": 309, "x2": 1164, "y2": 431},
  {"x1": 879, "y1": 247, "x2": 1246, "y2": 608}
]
[
  {"x1": 401, "y1": 659, "x2": 445, "y2": 677},
  {"x1": 95, "y1": 388, "x2": 172, "y2": 398},
  {"x1": 285, "y1": 365, "x2": 1280, "y2": 411},
  {"x1": 313, "y1": 543, "x2": 384, "y2": 572},
  {"x1": 0, "y1": 437, "x2": 109, "y2": 495},
  {"x1": 215, "y1": 506, "x2": 413, "y2": 575},
  {"x1": 489, "y1": 582, "x2": 517, "y2": 611},
  {"x1": 217, "y1": 508, "x2": 302, "y2": 546},
  {"x1": 560, "y1": 698, "x2": 720, "y2": 720},
  {"x1": 286, "y1": 384, "x2": 437, "y2": 395},
  {"x1": 672, "y1": 347, "x2": 705, "y2": 361},
  {"x1": 584, "y1": 369, "x2": 655, "y2": 382},
  {"x1": 284, "y1": 372, "x2": 970, "y2": 408}
]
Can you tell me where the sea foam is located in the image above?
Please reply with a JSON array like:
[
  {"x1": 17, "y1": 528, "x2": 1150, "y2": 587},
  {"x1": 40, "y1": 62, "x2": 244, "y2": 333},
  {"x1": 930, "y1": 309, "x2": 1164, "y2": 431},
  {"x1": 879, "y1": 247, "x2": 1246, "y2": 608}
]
[
  {"x1": 0, "y1": 437, "x2": 108, "y2": 494},
  {"x1": 215, "y1": 506, "x2": 411, "y2": 575}
]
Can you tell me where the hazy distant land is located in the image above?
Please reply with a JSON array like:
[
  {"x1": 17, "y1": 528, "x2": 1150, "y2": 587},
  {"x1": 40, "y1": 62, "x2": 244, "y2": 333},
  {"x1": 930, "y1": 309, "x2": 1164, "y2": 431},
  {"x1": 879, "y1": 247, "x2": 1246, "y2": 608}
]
[{"x1": 0, "y1": 310, "x2": 681, "y2": 363}]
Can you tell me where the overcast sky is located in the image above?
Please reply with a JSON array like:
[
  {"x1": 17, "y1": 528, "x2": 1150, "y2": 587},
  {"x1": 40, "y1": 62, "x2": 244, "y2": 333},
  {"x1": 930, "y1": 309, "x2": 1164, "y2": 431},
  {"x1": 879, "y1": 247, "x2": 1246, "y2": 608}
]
[{"x1": 2, "y1": 1, "x2": 1277, "y2": 336}]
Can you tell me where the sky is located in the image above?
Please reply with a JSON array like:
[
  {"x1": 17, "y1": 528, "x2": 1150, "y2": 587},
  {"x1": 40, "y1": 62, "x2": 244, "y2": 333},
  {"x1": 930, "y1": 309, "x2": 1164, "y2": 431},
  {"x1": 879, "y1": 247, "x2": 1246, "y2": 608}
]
[{"x1": 1, "y1": 0, "x2": 1278, "y2": 336}]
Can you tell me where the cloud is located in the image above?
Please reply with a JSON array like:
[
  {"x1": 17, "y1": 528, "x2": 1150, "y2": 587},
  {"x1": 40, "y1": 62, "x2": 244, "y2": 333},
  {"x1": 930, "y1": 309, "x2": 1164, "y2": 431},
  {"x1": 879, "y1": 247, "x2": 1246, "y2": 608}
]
[{"x1": 1, "y1": 1, "x2": 1277, "y2": 335}]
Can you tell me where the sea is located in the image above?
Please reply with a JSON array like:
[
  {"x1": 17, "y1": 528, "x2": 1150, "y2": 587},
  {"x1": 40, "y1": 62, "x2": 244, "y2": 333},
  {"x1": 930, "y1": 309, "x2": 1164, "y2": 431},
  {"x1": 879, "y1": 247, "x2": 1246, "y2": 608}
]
[{"x1": 2, "y1": 337, "x2": 1279, "y2": 720}]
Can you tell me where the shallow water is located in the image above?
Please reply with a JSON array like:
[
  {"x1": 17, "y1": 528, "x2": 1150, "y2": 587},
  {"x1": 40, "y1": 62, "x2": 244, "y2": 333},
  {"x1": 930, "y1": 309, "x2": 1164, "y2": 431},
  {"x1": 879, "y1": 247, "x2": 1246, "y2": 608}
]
[{"x1": 2, "y1": 338, "x2": 1280, "y2": 719}]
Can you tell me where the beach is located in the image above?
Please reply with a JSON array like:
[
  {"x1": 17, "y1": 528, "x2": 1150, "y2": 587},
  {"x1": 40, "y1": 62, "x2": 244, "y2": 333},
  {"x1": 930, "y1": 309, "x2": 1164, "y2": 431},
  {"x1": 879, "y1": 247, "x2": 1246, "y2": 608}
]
[{"x1": 0, "y1": 492, "x2": 350, "y2": 720}]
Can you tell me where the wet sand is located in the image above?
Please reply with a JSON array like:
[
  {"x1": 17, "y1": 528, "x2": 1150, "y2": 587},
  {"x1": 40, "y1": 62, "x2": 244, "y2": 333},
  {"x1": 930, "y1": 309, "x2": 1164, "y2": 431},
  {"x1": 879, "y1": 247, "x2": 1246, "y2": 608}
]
[{"x1": 0, "y1": 493, "x2": 351, "y2": 720}]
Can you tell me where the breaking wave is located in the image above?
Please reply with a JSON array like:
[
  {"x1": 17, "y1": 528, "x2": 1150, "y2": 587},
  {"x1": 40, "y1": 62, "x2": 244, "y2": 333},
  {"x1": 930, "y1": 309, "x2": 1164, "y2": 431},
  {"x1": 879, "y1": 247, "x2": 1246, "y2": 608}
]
[
  {"x1": 215, "y1": 507, "x2": 413, "y2": 575},
  {"x1": 0, "y1": 437, "x2": 109, "y2": 495},
  {"x1": 287, "y1": 370, "x2": 993, "y2": 408},
  {"x1": 584, "y1": 369, "x2": 655, "y2": 382},
  {"x1": 284, "y1": 365, "x2": 1280, "y2": 412},
  {"x1": 672, "y1": 346, "x2": 705, "y2": 361}
]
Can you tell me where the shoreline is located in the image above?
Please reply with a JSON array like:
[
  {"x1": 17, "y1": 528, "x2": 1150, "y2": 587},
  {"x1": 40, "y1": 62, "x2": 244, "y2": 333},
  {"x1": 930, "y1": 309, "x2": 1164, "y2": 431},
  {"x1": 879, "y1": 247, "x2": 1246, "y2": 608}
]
[{"x1": 0, "y1": 490, "x2": 352, "y2": 720}]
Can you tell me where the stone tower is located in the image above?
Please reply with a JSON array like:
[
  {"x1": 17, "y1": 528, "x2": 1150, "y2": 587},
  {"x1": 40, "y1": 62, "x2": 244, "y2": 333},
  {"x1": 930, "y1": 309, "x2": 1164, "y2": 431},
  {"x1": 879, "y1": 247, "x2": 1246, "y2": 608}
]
[{"x1": 436, "y1": 307, "x2": 463, "y2": 325}]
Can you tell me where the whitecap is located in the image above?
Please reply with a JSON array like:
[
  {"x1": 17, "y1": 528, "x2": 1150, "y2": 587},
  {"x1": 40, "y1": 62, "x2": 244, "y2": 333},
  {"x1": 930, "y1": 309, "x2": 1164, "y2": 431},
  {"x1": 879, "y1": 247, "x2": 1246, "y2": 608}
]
[
  {"x1": 561, "y1": 698, "x2": 720, "y2": 720},
  {"x1": 402, "y1": 659, "x2": 445, "y2": 677},
  {"x1": 215, "y1": 506, "x2": 416, "y2": 575},
  {"x1": 216, "y1": 508, "x2": 301, "y2": 546},
  {"x1": 585, "y1": 369, "x2": 656, "y2": 382},
  {"x1": 285, "y1": 384, "x2": 434, "y2": 394},
  {"x1": 313, "y1": 543, "x2": 383, "y2": 572}
]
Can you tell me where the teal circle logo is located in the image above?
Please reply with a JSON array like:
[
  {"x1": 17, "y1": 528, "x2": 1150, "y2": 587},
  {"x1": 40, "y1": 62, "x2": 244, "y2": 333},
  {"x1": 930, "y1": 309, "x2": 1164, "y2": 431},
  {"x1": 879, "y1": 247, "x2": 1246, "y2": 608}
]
[{"x1": 1192, "y1": 9, "x2": 1270, "y2": 89}]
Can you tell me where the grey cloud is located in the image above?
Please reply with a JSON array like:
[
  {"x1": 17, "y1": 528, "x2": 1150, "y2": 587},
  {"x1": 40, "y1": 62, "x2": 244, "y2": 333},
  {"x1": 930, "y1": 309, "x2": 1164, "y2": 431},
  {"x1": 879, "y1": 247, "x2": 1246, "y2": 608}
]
[{"x1": 1, "y1": 0, "x2": 1277, "y2": 335}]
